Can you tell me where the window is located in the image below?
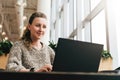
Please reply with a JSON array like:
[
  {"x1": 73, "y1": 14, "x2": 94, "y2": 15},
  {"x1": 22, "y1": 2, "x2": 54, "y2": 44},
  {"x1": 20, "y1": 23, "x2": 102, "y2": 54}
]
[
  {"x1": 91, "y1": 0, "x2": 101, "y2": 11},
  {"x1": 91, "y1": 9, "x2": 107, "y2": 50}
]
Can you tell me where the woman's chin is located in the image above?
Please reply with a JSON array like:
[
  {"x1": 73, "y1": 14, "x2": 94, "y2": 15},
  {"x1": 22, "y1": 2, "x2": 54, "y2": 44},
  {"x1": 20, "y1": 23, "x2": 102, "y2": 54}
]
[{"x1": 37, "y1": 36, "x2": 43, "y2": 39}]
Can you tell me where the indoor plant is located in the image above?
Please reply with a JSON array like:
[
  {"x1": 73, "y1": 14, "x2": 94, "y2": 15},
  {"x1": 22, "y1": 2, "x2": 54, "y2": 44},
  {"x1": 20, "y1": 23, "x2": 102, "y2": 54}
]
[
  {"x1": 48, "y1": 40, "x2": 57, "y2": 52},
  {"x1": 99, "y1": 50, "x2": 113, "y2": 71},
  {"x1": 101, "y1": 50, "x2": 112, "y2": 60},
  {"x1": 0, "y1": 39, "x2": 13, "y2": 56}
]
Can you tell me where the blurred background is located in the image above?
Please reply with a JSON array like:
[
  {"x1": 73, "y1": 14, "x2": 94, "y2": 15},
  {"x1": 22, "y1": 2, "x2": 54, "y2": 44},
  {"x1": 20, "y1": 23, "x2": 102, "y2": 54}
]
[{"x1": 0, "y1": 0, "x2": 120, "y2": 70}]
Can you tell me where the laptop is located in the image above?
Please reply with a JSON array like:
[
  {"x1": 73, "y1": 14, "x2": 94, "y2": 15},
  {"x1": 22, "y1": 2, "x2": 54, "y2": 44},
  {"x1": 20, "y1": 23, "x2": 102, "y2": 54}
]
[{"x1": 53, "y1": 38, "x2": 103, "y2": 72}]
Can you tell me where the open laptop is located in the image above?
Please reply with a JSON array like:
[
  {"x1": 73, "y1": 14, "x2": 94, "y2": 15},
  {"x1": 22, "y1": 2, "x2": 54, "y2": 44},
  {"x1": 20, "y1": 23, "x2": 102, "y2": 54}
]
[{"x1": 53, "y1": 38, "x2": 103, "y2": 72}]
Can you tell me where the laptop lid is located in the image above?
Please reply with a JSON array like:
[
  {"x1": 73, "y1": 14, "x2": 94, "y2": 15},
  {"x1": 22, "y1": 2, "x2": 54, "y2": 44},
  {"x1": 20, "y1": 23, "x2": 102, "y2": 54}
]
[{"x1": 53, "y1": 38, "x2": 103, "y2": 72}]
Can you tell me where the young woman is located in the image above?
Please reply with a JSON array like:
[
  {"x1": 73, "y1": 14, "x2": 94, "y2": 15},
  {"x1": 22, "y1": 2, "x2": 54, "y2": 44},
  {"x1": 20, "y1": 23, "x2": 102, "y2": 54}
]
[{"x1": 6, "y1": 12, "x2": 55, "y2": 72}]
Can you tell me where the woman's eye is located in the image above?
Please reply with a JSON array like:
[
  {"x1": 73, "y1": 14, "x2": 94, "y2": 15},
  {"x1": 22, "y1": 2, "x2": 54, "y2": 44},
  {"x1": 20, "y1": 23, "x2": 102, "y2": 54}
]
[
  {"x1": 35, "y1": 24, "x2": 46, "y2": 28},
  {"x1": 43, "y1": 25, "x2": 46, "y2": 28},
  {"x1": 36, "y1": 24, "x2": 41, "y2": 27}
]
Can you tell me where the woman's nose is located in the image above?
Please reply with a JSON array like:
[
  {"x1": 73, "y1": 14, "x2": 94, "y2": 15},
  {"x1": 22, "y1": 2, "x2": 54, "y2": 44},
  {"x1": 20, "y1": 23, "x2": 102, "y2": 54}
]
[{"x1": 39, "y1": 25, "x2": 44, "y2": 31}]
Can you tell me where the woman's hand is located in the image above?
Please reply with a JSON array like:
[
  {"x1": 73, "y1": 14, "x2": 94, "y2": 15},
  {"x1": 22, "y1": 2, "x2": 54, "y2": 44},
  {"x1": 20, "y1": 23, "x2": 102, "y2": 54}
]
[
  {"x1": 19, "y1": 69, "x2": 30, "y2": 72},
  {"x1": 35, "y1": 64, "x2": 52, "y2": 72}
]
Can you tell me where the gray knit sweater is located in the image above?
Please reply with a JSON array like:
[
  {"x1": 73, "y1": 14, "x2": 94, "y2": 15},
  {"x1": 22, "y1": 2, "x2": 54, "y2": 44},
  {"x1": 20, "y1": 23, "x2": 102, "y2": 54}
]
[{"x1": 6, "y1": 40, "x2": 55, "y2": 71}]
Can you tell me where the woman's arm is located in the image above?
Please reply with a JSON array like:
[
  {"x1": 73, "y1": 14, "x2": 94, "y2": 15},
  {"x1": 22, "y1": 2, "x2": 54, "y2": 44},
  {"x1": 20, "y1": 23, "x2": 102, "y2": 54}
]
[
  {"x1": 48, "y1": 46, "x2": 55, "y2": 65},
  {"x1": 6, "y1": 41, "x2": 26, "y2": 72}
]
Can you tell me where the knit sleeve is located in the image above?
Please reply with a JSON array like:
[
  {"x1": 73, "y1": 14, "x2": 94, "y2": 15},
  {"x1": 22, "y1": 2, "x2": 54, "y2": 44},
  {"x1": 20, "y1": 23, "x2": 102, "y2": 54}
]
[
  {"x1": 48, "y1": 46, "x2": 55, "y2": 65},
  {"x1": 6, "y1": 41, "x2": 26, "y2": 71}
]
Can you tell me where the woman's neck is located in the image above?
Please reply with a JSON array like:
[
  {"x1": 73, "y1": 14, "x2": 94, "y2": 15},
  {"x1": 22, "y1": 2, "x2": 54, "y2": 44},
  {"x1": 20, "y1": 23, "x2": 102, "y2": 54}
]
[
  {"x1": 31, "y1": 39, "x2": 40, "y2": 45},
  {"x1": 31, "y1": 38, "x2": 42, "y2": 49}
]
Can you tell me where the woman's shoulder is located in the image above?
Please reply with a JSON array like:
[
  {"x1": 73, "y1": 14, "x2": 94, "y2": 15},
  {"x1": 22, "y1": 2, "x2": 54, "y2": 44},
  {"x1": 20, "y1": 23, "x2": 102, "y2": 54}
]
[
  {"x1": 42, "y1": 42, "x2": 50, "y2": 49},
  {"x1": 42, "y1": 42, "x2": 55, "y2": 54},
  {"x1": 10, "y1": 40, "x2": 25, "y2": 52},
  {"x1": 13, "y1": 40, "x2": 24, "y2": 46}
]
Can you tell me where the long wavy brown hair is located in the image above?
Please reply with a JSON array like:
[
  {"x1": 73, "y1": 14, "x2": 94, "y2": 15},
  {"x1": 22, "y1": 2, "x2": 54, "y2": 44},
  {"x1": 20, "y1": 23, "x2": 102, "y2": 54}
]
[{"x1": 21, "y1": 12, "x2": 47, "y2": 48}]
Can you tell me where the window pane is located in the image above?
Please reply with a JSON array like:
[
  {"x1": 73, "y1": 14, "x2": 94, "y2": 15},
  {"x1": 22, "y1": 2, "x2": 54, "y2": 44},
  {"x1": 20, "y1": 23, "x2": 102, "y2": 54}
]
[
  {"x1": 82, "y1": 28, "x2": 85, "y2": 41},
  {"x1": 73, "y1": 0, "x2": 76, "y2": 29},
  {"x1": 91, "y1": 9, "x2": 107, "y2": 50},
  {"x1": 112, "y1": 0, "x2": 120, "y2": 64},
  {"x1": 90, "y1": 0, "x2": 101, "y2": 11}
]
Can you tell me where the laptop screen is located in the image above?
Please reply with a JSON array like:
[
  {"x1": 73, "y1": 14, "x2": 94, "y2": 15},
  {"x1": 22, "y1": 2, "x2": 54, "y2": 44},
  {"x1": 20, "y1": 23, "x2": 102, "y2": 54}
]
[{"x1": 53, "y1": 38, "x2": 103, "y2": 72}]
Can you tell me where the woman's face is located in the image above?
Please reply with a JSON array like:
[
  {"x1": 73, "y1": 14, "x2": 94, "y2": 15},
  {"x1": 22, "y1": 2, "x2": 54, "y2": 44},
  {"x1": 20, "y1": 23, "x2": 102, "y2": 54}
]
[{"x1": 28, "y1": 17, "x2": 47, "y2": 40}]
